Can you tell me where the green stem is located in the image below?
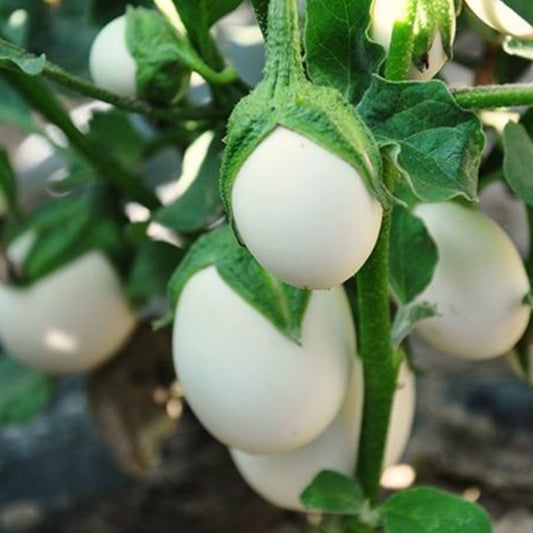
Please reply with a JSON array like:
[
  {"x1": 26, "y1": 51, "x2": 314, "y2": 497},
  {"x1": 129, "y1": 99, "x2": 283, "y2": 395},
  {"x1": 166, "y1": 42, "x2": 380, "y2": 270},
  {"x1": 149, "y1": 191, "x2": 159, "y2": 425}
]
[
  {"x1": 0, "y1": 37, "x2": 223, "y2": 122},
  {"x1": 355, "y1": 161, "x2": 398, "y2": 504},
  {"x1": 264, "y1": 0, "x2": 305, "y2": 87},
  {"x1": 1, "y1": 70, "x2": 161, "y2": 210},
  {"x1": 452, "y1": 83, "x2": 533, "y2": 109},
  {"x1": 385, "y1": 0, "x2": 418, "y2": 81}
]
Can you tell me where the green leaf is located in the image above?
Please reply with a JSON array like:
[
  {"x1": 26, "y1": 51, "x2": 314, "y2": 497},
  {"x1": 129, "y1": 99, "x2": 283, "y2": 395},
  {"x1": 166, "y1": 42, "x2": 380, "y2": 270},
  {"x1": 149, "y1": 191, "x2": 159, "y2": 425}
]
[
  {"x1": 0, "y1": 147, "x2": 16, "y2": 214},
  {"x1": 125, "y1": 6, "x2": 190, "y2": 104},
  {"x1": 0, "y1": 76, "x2": 39, "y2": 132},
  {"x1": 391, "y1": 301, "x2": 438, "y2": 348},
  {"x1": 250, "y1": 0, "x2": 270, "y2": 36},
  {"x1": 523, "y1": 290, "x2": 533, "y2": 307},
  {"x1": 0, "y1": 355, "x2": 55, "y2": 425},
  {"x1": 503, "y1": 36, "x2": 533, "y2": 60},
  {"x1": 87, "y1": 109, "x2": 145, "y2": 173},
  {"x1": 127, "y1": 239, "x2": 185, "y2": 301},
  {"x1": 0, "y1": 38, "x2": 45, "y2": 75},
  {"x1": 390, "y1": 205, "x2": 438, "y2": 304},
  {"x1": 90, "y1": 0, "x2": 151, "y2": 25},
  {"x1": 503, "y1": 122, "x2": 533, "y2": 206},
  {"x1": 300, "y1": 470, "x2": 365, "y2": 515},
  {"x1": 357, "y1": 77, "x2": 484, "y2": 202},
  {"x1": 19, "y1": 189, "x2": 131, "y2": 284},
  {"x1": 384, "y1": 486, "x2": 492, "y2": 533},
  {"x1": 154, "y1": 130, "x2": 224, "y2": 234},
  {"x1": 500, "y1": 0, "x2": 533, "y2": 26},
  {"x1": 166, "y1": 225, "x2": 310, "y2": 343},
  {"x1": 305, "y1": 0, "x2": 385, "y2": 103}
]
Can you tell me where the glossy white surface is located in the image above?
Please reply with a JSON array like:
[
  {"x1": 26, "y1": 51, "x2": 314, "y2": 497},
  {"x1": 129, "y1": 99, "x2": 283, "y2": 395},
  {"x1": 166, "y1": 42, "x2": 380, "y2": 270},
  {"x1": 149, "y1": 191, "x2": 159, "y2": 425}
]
[
  {"x1": 465, "y1": 0, "x2": 533, "y2": 40},
  {"x1": 414, "y1": 202, "x2": 530, "y2": 359},
  {"x1": 232, "y1": 127, "x2": 383, "y2": 290},
  {"x1": 89, "y1": 16, "x2": 137, "y2": 97},
  {"x1": 0, "y1": 245, "x2": 137, "y2": 374},
  {"x1": 173, "y1": 266, "x2": 355, "y2": 454},
  {"x1": 230, "y1": 363, "x2": 415, "y2": 511}
]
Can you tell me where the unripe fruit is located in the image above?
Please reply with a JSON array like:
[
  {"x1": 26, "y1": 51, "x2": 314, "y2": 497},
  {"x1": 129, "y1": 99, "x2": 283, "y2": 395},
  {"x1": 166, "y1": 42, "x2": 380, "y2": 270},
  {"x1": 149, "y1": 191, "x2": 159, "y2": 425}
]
[
  {"x1": 173, "y1": 265, "x2": 354, "y2": 454},
  {"x1": 370, "y1": 0, "x2": 456, "y2": 80},
  {"x1": 465, "y1": 0, "x2": 533, "y2": 40},
  {"x1": 230, "y1": 363, "x2": 415, "y2": 511},
  {"x1": 0, "y1": 235, "x2": 136, "y2": 374},
  {"x1": 413, "y1": 202, "x2": 530, "y2": 360},
  {"x1": 232, "y1": 127, "x2": 383, "y2": 290},
  {"x1": 89, "y1": 16, "x2": 137, "y2": 97}
]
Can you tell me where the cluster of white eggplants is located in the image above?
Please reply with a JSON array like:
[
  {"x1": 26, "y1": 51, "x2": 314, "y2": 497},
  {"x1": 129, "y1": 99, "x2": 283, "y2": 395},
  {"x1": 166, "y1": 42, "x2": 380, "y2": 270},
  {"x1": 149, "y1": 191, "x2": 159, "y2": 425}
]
[{"x1": 1, "y1": 0, "x2": 532, "y2": 512}]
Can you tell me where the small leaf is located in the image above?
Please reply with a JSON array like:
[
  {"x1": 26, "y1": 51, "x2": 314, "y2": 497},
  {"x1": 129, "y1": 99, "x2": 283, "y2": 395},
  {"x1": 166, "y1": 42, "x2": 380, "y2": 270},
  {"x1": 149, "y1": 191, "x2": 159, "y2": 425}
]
[
  {"x1": 127, "y1": 239, "x2": 185, "y2": 302},
  {"x1": 154, "y1": 130, "x2": 225, "y2": 234},
  {"x1": 125, "y1": 6, "x2": 190, "y2": 104},
  {"x1": 300, "y1": 470, "x2": 365, "y2": 515},
  {"x1": 503, "y1": 122, "x2": 533, "y2": 206},
  {"x1": 305, "y1": 0, "x2": 385, "y2": 103},
  {"x1": 392, "y1": 302, "x2": 438, "y2": 348},
  {"x1": 523, "y1": 290, "x2": 533, "y2": 307},
  {"x1": 503, "y1": 36, "x2": 533, "y2": 60},
  {"x1": 384, "y1": 486, "x2": 492, "y2": 533},
  {"x1": 357, "y1": 76, "x2": 484, "y2": 202},
  {"x1": 0, "y1": 39, "x2": 45, "y2": 75},
  {"x1": 166, "y1": 226, "x2": 310, "y2": 343},
  {"x1": 0, "y1": 355, "x2": 55, "y2": 425},
  {"x1": 500, "y1": 0, "x2": 533, "y2": 26},
  {"x1": 390, "y1": 205, "x2": 438, "y2": 304}
]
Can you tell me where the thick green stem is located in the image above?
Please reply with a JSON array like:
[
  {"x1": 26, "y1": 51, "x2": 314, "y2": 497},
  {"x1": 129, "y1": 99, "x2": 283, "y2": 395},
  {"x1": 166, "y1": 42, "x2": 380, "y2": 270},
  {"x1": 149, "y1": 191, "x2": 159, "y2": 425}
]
[
  {"x1": 2, "y1": 70, "x2": 161, "y2": 209},
  {"x1": 385, "y1": 0, "x2": 418, "y2": 81},
  {"x1": 264, "y1": 0, "x2": 305, "y2": 87},
  {"x1": 452, "y1": 83, "x2": 533, "y2": 109},
  {"x1": 355, "y1": 162, "x2": 398, "y2": 504}
]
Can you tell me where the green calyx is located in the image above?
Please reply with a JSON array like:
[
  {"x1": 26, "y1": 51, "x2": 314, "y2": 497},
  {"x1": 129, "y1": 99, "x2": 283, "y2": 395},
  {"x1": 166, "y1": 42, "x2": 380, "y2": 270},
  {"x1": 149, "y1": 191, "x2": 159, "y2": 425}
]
[
  {"x1": 220, "y1": 0, "x2": 388, "y2": 229},
  {"x1": 411, "y1": 0, "x2": 456, "y2": 73},
  {"x1": 165, "y1": 225, "x2": 311, "y2": 344}
]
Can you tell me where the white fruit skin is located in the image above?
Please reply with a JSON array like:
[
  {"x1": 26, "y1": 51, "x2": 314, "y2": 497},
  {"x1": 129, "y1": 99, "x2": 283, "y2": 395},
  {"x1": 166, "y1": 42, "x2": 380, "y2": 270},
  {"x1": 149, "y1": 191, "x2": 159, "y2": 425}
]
[
  {"x1": 413, "y1": 202, "x2": 531, "y2": 360},
  {"x1": 231, "y1": 127, "x2": 383, "y2": 290},
  {"x1": 89, "y1": 16, "x2": 137, "y2": 97},
  {"x1": 0, "y1": 235, "x2": 137, "y2": 374},
  {"x1": 370, "y1": 0, "x2": 455, "y2": 80},
  {"x1": 173, "y1": 265, "x2": 355, "y2": 454},
  {"x1": 465, "y1": 0, "x2": 533, "y2": 40},
  {"x1": 230, "y1": 363, "x2": 415, "y2": 511}
]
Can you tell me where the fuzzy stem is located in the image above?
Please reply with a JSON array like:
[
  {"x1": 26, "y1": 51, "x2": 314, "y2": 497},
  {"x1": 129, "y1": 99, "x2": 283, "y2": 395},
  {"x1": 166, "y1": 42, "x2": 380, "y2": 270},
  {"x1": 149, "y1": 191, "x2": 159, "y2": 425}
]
[
  {"x1": 355, "y1": 161, "x2": 398, "y2": 505},
  {"x1": 385, "y1": 0, "x2": 418, "y2": 81},
  {"x1": 452, "y1": 83, "x2": 533, "y2": 109},
  {"x1": 1, "y1": 70, "x2": 161, "y2": 209},
  {"x1": 263, "y1": 0, "x2": 305, "y2": 87}
]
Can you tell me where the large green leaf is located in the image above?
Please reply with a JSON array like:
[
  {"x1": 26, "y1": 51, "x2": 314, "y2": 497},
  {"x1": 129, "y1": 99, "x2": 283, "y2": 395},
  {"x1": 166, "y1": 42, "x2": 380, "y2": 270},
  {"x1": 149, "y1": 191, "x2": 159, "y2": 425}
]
[
  {"x1": 503, "y1": 122, "x2": 533, "y2": 206},
  {"x1": 154, "y1": 130, "x2": 224, "y2": 234},
  {"x1": 300, "y1": 470, "x2": 365, "y2": 515},
  {"x1": 166, "y1": 225, "x2": 310, "y2": 343},
  {"x1": 390, "y1": 205, "x2": 438, "y2": 304},
  {"x1": 501, "y1": 0, "x2": 533, "y2": 25},
  {"x1": 0, "y1": 355, "x2": 55, "y2": 425},
  {"x1": 305, "y1": 0, "x2": 385, "y2": 103},
  {"x1": 357, "y1": 76, "x2": 484, "y2": 202},
  {"x1": 384, "y1": 487, "x2": 492, "y2": 533}
]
